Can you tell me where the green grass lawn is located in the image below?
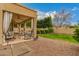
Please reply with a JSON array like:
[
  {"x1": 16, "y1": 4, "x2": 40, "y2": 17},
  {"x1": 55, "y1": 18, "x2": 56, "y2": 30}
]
[{"x1": 39, "y1": 34, "x2": 78, "y2": 44}]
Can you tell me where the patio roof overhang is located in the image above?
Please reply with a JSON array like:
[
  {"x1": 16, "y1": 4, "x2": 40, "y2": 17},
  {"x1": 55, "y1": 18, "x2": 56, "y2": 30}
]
[{"x1": 0, "y1": 3, "x2": 37, "y2": 18}]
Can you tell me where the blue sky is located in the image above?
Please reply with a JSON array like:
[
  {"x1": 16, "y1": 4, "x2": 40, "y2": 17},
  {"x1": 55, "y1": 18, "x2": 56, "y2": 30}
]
[{"x1": 21, "y1": 3, "x2": 79, "y2": 25}]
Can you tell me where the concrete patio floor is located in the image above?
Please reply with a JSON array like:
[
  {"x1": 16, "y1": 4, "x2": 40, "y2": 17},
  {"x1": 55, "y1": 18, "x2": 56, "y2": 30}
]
[
  {"x1": 0, "y1": 37, "x2": 79, "y2": 56},
  {"x1": 0, "y1": 39, "x2": 32, "y2": 56},
  {"x1": 22, "y1": 37, "x2": 79, "y2": 56}
]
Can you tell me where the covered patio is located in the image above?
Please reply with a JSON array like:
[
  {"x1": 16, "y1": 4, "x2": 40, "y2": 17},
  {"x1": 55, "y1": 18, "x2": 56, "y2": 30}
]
[{"x1": 0, "y1": 3, "x2": 37, "y2": 44}]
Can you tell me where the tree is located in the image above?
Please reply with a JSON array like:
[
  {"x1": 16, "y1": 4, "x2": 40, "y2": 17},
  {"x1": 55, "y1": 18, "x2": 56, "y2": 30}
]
[
  {"x1": 37, "y1": 16, "x2": 52, "y2": 28},
  {"x1": 37, "y1": 19, "x2": 44, "y2": 28},
  {"x1": 37, "y1": 16, "x2": 53, "y2": 34},
  {"x1": 53, "y1": 9, "x2": 71, "y2": 27},
  {"x1": 44, "y1": 16, "x2": 52, "y2": 28},
  {"x1": 73, "y1": 22, "x2": 79, "y2": 42}
]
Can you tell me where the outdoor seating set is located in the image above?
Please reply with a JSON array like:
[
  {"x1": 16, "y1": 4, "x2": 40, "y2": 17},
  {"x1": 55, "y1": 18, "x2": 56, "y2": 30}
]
[{"x1": 5, "y1": 28, "x2": 34, "y2": 41}]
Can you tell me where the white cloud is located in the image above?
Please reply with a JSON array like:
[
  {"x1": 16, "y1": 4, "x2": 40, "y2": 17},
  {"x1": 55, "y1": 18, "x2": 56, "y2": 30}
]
[
  {"x1": 72, "y1": 7, "x2": 79, "y2": 11},
  {"x1": 52, "y1": 11, "x2": 57, "y2": 14},
  {"x1": 36, "y1": 10, "x2": 46, "y2": 20},
  {"x1": 36, "y1": 10, "x2": 57, "y2": 20},
  {"x1": 71, "y1": 22, "x2": 78, "y2": 26},
  {"x1": 50, "y1": 11, "x2": 57, "y2": 19}
]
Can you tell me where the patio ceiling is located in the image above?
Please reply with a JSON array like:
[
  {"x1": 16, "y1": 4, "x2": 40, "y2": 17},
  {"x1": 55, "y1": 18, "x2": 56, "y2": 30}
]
[{"x1": 13, "y1": 13, "x2": 31, "y2": 23}]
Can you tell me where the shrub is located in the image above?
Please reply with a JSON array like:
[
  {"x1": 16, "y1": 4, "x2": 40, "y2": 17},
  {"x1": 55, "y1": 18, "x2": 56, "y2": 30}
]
[
  {"x1": 37, "y1": 28, "x2": 53, "y2": 34},
  {"x1": 73, "y1": 27, "x2": 79, "y2": 42},
  {"x1": 37, "y1": 30, "x2": 40, "y2": 34},
  {"x1": 48, "y1": 28, "x2": 53, "y2": 33},
  {"x1": 37, "y1": 30, "x2": 48, "y2": 34},
  {"x1": 45, "y1": 30, "x2": 49, "y2": 33},
  {"x1": 39, "y1": 30, "x2": 45, "y2": 34}
]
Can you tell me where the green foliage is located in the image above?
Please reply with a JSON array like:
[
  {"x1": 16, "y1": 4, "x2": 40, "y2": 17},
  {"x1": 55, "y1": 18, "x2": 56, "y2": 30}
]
[
  {"x1": 37, "y1": 28, "x2": 53, "y2": 34},
  {"x1": 44, "y1": 30, "x2": 48, "y2": 34},
  {"x1": 37, "y1": 16, "x2": 52, "y2": 28},
  {"x1": 39, "y1": 34, "x2": 77, "y2": 43},
  {"x1": 44, "y1": 16, "x2": 52, "y2": 27},
  {"x1": 48, "y1": 28, "x2": 53, "y2": 33},
  {"x1": 73, "y1": 26, "x2": 79, "y2": 42},
  {"x1": 21, "y1": 20, "x2": 31, "y2": 28},
  {"x1": 37, "y1": 20, "x2": 44, "y2": 28},
  {"x1": 37, "y1": 30, "x2": 46, "y2": 34},
  {"x1": 69, "y1": 26, "x2": 75, "y2": 28},
  {"x1": 26, "y1": 21, "x2": 31, "y2": 27},
  {"x1": 73, "y1": 23, "x2": 79, "y2": 42},
  {"x1": 37, "y1": 16, "x2": 53, "y2": 34}
]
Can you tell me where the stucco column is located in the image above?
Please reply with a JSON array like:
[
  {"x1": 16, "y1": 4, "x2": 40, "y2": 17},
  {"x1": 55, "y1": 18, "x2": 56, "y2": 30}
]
[
  {"x1": 24, "y1": 22, "x2": 26, "y2": 33},
  {"x1": 0, "y1": 10, "x2": 5, "y2": 44},
  {"x1": 17, "y1": 24, "x2": 19, "y2": 33},
  {"x1": 17, "y1": 24, "x2": 21, "y2": 34},
  {"x1": 20, "y1": 24, "x2": 21, "y2": 33},
  {"x1": 31, "y1": 18, "x2": 34, "y2": 38},
  {"x1": 19, "y1": 24, "x2": 21, "y2": 34},
  {"x1": 33, "y1": 18, "x2": 37, "y2": 38},
  {"x1": 31, "y1": 18, "x2": 34, "y2": 29}
]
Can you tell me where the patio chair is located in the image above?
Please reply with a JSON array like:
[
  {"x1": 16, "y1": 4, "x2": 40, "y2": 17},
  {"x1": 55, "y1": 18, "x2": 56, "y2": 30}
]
[
  {"x1": 5, "y1": 31, "x2": 14, "y2": 40},
  {"x1": 24, "y1": 30, "x2": 33, "y2": 40}
]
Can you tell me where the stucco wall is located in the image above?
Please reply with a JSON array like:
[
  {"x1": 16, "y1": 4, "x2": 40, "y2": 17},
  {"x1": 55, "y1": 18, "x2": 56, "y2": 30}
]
[{"x1": 53, "y1": 27, "x2": 75, "y2": 35}]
